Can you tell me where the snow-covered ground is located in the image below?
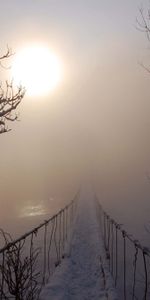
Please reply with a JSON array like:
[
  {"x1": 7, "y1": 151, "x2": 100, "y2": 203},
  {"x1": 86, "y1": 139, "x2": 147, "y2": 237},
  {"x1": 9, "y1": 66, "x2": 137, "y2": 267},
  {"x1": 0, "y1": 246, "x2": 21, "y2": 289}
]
[{"x1": 40, "y1": 190, "x2": 117, "y2": 300}]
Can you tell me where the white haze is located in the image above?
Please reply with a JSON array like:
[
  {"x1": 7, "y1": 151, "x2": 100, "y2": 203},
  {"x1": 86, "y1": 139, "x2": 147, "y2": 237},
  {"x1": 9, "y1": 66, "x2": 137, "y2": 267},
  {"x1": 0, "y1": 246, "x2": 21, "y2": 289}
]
[{"x1": 0, "y1": 0, "x2": 150, "y2": 246}]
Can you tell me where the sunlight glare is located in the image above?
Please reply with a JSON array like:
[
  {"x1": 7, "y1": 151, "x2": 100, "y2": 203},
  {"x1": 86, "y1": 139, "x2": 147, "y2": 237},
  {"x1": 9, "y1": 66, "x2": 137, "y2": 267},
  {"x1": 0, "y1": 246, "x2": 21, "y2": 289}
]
[
  {"x1": 19, "y1": 204, "x2": 46, "y2": 218},
  {"x1": 12, "y1": 46, "x2": 62, "y2": 97}
]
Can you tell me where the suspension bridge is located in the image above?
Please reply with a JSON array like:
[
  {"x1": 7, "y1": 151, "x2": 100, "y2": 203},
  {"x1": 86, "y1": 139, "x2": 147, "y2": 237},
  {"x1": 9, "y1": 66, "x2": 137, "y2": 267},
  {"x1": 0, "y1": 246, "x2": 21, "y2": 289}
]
[{"x1": 0, "y1": 189, "x2": 149, "y2": 299}]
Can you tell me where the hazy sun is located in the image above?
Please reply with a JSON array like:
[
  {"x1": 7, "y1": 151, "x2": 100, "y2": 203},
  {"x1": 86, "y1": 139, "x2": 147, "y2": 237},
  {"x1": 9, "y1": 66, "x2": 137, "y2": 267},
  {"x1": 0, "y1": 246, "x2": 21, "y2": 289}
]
[{"x1": 12, "y1": 45, "x2": 62, "y2": 97}]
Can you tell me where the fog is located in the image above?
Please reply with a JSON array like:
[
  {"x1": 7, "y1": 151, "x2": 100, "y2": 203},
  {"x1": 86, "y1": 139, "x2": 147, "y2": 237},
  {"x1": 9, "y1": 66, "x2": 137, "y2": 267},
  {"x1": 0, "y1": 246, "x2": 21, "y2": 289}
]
[{"x1": 0, "y1": 1, "x2": 150, "y2": 246}]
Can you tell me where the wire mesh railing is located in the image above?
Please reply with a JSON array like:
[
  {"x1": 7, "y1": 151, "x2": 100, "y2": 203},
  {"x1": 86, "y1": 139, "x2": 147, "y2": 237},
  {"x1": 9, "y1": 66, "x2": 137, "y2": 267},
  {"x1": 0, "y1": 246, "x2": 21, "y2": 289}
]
[
  {"x1": 0, "y1": 194, "x2": 78, "y2": 299},
  {"x1": 97, "y1": 199, "x2": 150, "y2": 300}
]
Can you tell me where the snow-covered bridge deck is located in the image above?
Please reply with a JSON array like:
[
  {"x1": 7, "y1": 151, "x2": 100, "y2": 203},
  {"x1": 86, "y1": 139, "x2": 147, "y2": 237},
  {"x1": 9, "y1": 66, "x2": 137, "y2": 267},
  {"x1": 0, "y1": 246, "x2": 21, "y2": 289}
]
[{"x1": 40, "y1": 191, "x2": 117, "y2": 300}]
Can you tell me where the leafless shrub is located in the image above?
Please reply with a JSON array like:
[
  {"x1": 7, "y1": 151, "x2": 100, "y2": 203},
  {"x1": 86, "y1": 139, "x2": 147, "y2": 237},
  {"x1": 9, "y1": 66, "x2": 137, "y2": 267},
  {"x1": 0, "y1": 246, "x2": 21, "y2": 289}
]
[{"x1": 0, "y1": 229, "x2": 40, "y2": 299}]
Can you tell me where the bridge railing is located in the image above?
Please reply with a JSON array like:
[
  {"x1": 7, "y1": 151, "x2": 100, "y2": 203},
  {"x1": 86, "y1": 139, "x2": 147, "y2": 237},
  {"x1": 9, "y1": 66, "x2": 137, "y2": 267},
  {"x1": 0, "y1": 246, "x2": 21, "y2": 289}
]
[
  {"x1": 0, "y1": 195, "x2": 78, "y2": 299},
  {"x1": 97, "y1": 200, "x2": 150, "y2": 300}
]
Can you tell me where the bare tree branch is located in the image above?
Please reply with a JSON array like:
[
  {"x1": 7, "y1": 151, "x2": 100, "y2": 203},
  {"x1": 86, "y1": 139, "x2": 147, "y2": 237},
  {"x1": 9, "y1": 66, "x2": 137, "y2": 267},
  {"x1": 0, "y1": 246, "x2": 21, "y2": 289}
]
[
  {"x1": 136, "y1": 6, "x2": 150, "y2": 41},
  {"x1": 0, "y1": 47, "x2": 25, "y2": 134}
]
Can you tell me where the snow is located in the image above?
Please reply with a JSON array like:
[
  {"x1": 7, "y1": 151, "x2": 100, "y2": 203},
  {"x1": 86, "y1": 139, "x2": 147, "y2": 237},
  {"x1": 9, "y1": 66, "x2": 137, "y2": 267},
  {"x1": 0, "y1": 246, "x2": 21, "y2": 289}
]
[{"x1": 40, "y1": 190, "x2": 117, "y2": 300}]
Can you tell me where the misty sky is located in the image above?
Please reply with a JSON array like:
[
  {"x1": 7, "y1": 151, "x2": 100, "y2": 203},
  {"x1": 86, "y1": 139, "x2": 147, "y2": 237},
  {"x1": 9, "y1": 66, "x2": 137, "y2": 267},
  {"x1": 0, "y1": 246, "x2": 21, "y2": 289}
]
[{"x1": 0, "y1": 0, "x2": 150, "y2": 241}]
